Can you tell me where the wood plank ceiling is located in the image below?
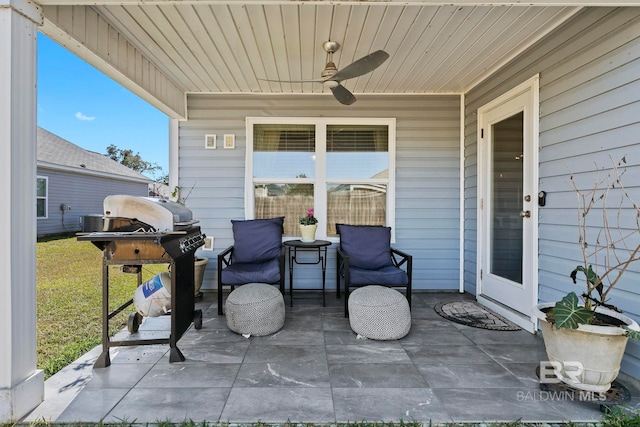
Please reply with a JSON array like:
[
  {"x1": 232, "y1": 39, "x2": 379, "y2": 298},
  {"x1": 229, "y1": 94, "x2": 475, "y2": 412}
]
[{"x1": 76, "y1": 3, "x2": 581, "y2": 96}]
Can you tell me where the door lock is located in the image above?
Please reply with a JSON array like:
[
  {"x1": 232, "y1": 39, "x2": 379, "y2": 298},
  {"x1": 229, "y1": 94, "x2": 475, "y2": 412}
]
[
  {"x1": 519, "y1": 210, "x2": 531, "y2": 218},
  {"x1": 538, "y1": 191, "x2": 547, "y2": 207}
]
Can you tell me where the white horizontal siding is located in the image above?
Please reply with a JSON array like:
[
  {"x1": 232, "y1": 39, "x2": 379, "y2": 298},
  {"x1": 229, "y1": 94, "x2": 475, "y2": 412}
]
[
  {"x1": 465, "y1": 7, "x2": 640, "y2": 378},
  {"x1": 181, "y1": 94, "x2": 461, "y2": 292}
]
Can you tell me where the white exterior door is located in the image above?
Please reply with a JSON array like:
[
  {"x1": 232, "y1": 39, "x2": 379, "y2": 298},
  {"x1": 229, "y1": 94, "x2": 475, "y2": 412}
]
[{"x1": 477, "y1": 76, "x2": 539, "y2": 332}]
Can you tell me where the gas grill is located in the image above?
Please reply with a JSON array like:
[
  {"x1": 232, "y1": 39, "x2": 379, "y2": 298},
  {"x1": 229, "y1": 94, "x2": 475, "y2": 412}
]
[{"x1": 78, "y1": 195, "x2": 206, "y2": 368}]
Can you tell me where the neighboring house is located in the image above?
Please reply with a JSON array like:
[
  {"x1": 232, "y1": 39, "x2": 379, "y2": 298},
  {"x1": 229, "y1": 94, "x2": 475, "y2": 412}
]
[
  {"x1": 3, "y1": 2, "x2": 640, "y2": 420},
  {"x1": 148, "y1": 182, "x2": 172, "y2": 200},
  {"x1": 37, "y1": 127, "x2": 152, "y2": 237}
]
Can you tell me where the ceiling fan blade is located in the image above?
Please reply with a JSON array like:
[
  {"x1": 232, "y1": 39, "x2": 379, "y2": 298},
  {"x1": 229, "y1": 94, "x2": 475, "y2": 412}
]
[
  {"x1": 330, "y1": 50, "x2": 389, "y2": 82},
  {"x1": 330, "y1": 84, "x2": 357, "y2": 105}
]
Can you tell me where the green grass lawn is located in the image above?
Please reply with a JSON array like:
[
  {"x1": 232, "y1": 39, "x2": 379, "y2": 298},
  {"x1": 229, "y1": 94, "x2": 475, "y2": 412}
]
[{"x1": 36, "y1": 235, "x2": 167, "y2": 379}]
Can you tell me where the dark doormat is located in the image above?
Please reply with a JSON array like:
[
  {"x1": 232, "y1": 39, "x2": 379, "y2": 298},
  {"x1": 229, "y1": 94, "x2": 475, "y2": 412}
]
[{"x1": 434, "y1": 301, "x2": 521, "y2": 331}]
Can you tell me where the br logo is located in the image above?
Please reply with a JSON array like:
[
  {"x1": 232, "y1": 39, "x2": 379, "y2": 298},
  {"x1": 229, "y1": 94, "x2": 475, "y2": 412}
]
[{"x1": 539, "y1": 361, "x2": 583, "y2": 384}]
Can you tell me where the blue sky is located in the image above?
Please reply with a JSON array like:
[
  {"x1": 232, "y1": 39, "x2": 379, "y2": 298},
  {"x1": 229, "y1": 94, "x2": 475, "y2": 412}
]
[{"x1": 37, "y1": 33, "x2": 169, "y2": 180}]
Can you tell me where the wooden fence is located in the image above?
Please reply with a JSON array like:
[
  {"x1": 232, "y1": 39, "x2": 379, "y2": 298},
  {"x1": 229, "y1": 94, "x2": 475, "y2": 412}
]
[{"x1": 255, "y1": 190, "x2": 386, "y2": 236}]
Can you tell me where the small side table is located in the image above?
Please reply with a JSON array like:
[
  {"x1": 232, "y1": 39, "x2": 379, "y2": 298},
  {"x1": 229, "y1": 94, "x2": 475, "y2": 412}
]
[{"x1": 284, "y1": 239, "x2": 331, "y2": 307}]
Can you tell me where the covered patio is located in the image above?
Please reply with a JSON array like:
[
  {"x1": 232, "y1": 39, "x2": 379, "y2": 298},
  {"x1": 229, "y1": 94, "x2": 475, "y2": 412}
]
[
  {"x1": 23, "y1": 291, "x2": 640, "y2": 424},
  {"x1": 3, "y1": 0, "x2": 640, "y2": 422}
]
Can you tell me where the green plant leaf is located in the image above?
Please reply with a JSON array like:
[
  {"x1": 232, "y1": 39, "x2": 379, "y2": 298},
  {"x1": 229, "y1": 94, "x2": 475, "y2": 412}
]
[
  {"x1": 552, "y1": 292, "x2": 594, "y2": 329},
  {"x1": 571, "y1": 265, "x2": 604, "y2": 299},
  {"x1": 625, "y1": 328, "x2": 640, "y2": 341}
]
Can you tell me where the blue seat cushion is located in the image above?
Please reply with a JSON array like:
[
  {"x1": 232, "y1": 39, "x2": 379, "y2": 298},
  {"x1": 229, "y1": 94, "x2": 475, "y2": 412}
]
[
  {"x1": 337, "y1": 224, "x2": 394, "y2": 270},
  {"x1": 348, "y1": 265, "x2": 408, "y2": 286},
  {"x1": 221, "y1": 258, "x2": 281, "y2": 285},
  {"x1": 231, "y1": 217, "x2": 284, "y2": 263}
]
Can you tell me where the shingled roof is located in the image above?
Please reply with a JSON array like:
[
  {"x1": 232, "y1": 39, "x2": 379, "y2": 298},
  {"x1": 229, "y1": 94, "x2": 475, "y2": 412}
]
[{"x1": 37, "y1": 127, "x2": 152, "y2": 183}]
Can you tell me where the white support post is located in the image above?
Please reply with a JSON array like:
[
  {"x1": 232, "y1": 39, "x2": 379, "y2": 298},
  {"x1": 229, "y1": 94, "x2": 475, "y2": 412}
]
[
  {"x1": 0, "y1": 0, "x2": 44, "y2": 421},
  {"x1": 169, "y1": 118, "x2": 179, "y2": 191}
]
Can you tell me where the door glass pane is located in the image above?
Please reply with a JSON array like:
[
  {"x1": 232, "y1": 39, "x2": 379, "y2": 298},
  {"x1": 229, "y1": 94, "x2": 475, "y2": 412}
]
[{"x1": 490, "y1": 111, "x2": 523, "y2": 283}]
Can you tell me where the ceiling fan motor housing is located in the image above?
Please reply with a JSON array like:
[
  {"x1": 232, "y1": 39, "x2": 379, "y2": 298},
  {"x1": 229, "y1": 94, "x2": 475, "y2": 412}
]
[
  {"x1": 323, "y1": 41, "x2": 340, "y2": 53},
  {"x1": 321, "y1": 62, "x2": 338, "y2": 79}
]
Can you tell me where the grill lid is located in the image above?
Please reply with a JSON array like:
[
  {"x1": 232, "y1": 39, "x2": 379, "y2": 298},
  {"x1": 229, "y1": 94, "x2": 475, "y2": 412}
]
[{"x1": 103, "y1": 195, "x2": 198, "y2": 232}]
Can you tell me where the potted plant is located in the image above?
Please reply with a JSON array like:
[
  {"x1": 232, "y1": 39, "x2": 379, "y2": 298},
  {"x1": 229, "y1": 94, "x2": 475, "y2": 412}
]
[
  {"x1": 299, "y1": 208, "x2": 318, "y2": 242},
  {"x1": 193, "y1": 253, "x2": 209, "y2": 299},
  {"x1": 532, "y1": 156, "x2": 640, "y2": 392}
]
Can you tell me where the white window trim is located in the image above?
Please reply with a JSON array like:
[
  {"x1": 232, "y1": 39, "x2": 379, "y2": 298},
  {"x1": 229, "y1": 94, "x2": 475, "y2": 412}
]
[
  {"x1": 37, "y1": 175, "x2": 48, "y2": 219},
  {"x1": 245, "y1": 117, "x2": 397, "y2": 242}
]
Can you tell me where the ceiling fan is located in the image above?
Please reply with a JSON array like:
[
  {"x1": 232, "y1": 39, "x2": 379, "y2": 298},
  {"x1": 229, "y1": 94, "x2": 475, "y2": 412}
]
[{"x1": 262, "y1": 41, "x2": 389, "y2": 105}]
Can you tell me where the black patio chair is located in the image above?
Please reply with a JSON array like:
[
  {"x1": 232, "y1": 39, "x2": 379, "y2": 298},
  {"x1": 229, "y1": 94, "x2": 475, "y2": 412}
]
[
  {"x1": 336, "y1": 224, "x2": 412, "y2": 317},
  {"x1": 217, "y1": 217, "x2": 285, "y2": 315}
]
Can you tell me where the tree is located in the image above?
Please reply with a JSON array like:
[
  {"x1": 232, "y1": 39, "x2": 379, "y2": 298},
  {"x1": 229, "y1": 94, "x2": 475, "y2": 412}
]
[
  {"x1": 106, "y1": 144, "x2": 163, "y2": 177},
  {"x1": 283, "y1": 174, "x2": 313, "y2": 195},
  {"x1": 156, "y1": 173, "x2": 169, "y2": 185}
]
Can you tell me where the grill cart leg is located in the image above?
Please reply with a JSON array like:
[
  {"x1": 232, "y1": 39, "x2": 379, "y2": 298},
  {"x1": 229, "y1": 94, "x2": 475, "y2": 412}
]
[
  {"x1": 95, "y1": 262, "x2": 111, "y2": 368},
  {"x1": 169, "y1": 346, "x2": 185, "y2": 362},
  {"x1": 94, "y1": 351, "x2": 110, "y2": 369},
  {"x1": 194, "y1": 309, "x2": 203, "y2": 330}
]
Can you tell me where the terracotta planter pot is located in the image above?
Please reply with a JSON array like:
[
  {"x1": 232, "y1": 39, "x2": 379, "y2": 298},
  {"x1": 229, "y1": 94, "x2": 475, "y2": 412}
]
[
  {"x1": 533, "y1": 302, "x2": 639, "y2": 392},
  {"x1": 194, "y1": 257, "x2": 209, "y2": 298}
]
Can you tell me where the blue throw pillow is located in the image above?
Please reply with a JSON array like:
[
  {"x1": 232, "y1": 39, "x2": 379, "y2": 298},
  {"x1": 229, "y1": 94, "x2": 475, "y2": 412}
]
[
  {"x1": 231, "y1": 217, "x2": 284, "y2": 263},
  {"x1": 337, "y1": 224, "x2": 393, "y2": 270}
]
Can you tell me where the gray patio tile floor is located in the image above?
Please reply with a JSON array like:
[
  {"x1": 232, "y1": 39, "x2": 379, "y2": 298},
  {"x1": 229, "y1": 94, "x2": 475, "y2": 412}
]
[{"x1": 23, "y1": 291, "x2": 640, "y2": 424}]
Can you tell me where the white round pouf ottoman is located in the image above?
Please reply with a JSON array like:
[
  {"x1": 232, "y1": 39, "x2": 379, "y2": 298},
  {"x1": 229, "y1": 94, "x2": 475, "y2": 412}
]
[
  {"x1": 225, "y1": 283, "x2": 285, "y2": 336},
  {"x1": 348, "y1": 285, "x2": 411, "y2": 340}
]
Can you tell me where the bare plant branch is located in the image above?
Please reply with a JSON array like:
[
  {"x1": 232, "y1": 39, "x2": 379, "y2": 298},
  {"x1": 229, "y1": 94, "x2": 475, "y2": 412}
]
[{"x1": 570, "y1": 156, "x2": 640, "y2": 311}]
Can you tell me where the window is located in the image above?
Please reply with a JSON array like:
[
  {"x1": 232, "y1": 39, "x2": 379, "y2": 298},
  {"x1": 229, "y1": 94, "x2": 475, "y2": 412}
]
[
  {"x1": 37, "y1": 176, "x2": 48, "y2": 219},
  {"x1": 246, "y1": 118, "x2": 395, "y2": 240}
]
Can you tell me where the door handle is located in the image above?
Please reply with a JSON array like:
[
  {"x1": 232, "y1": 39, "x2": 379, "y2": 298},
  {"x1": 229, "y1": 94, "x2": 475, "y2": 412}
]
[{"x1": 519, "y1": 210, "x2": 531, "y2": 218}]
